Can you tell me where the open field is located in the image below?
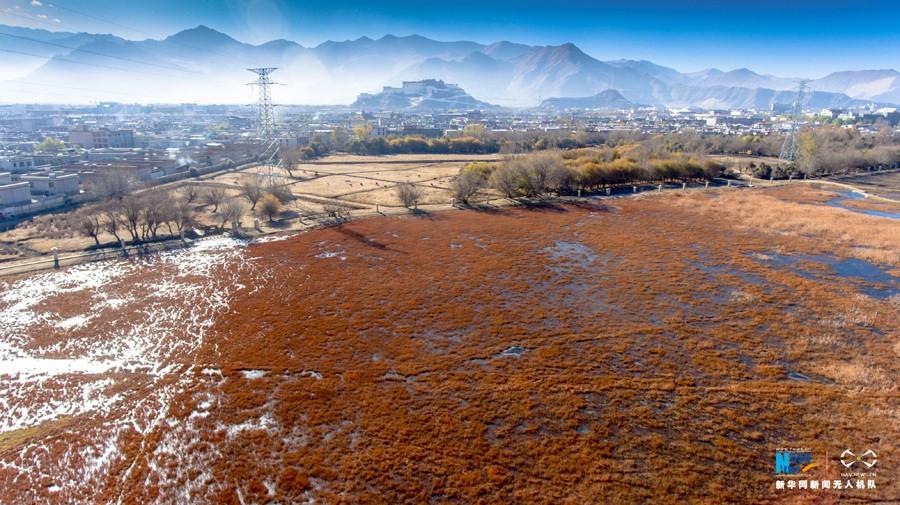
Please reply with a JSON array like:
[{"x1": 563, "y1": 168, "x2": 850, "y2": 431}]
[
  {"x1": 1, "y1": 183, "x2": 897, "y2": 503},
  {"x1": 3, "y1": 153, "x2": 897, "y2": 266},
  {"x1": 0, "y1": 154, "x2": 503, "y2": 263}
]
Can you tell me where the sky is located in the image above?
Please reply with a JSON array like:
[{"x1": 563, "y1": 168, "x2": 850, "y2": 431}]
[{"x1": 1, "y1": 0, "x2": 898, "y2": 77}]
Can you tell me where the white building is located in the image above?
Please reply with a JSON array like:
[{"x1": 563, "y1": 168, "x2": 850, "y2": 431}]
[
  {"x1": 69, "y1": 127, "x2": 136, "y2": 149},
  {"x1": 0, "y1": 156, "x2": 35, "y2": 173},
  {"x1": 20, "y1": 172, "x2": 80, "y2": 196},
  {"x1": 0, "y1": 181, "x2": 32, "y2": 207}
]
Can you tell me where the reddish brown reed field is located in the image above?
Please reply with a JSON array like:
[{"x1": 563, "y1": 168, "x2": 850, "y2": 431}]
[{"x1": 2, "y1": 185, "x2": 898, "y2": 504}]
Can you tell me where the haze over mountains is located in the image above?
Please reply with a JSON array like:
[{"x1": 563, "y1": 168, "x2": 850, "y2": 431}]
[{"x1": 1, "y1": 23, "x2": 898, "y2": 109}]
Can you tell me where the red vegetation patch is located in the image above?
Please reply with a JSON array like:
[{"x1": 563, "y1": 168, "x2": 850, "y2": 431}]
[{"x1": 3, "y1": 188, "x2": 898, "y2": 504}]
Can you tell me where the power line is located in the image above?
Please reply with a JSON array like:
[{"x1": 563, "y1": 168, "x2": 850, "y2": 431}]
[
  {"x1": 0, "y1": 10, "x2": 74, "y2": 32},
  {"x1": 0, "y1": 79, "x2": 182, "y2": 103},
  {"x1": 0, "y1": 47, "x2": 174, "y2": 77},
  {"x1": 0, "y1": 45, "x2": 246, "y2": 89},
  {"x1": 44, "y1": 2, "x2": 161, "y2": 40},
  {"x1": 45, "y1": 1, "x2": 247, "y2": 61},
  {"x1": 0, "y1": 18, "x2": 251, "y2": 90},
  {"x1": 0, "y1": 31, "x2": 203, "y2": 75}
]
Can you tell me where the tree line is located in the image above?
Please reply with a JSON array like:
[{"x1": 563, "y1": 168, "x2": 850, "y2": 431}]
[
  {"x1": 345, "y1": 136, "x2": 500, "y2": 155},
  {"x1": 447, "y1": 148, "x2": 725, "y2": 203},
  {"x1": 72, "y1": 172, "x2": 295, "y2": 247}
]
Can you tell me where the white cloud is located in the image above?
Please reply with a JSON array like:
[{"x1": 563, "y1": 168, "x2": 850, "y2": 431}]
[
  {"x1": 31, "y1": 0, "x2": 43, "y2": 6},
  {"x1": 37, "y1": 13, "x2": 47, "y2": 19}
]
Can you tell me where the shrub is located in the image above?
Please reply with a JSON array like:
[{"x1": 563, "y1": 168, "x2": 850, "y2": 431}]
[
  {"x1": 259, "y1": 193, "x2": 282, "y2": 223},
  {"x1": 395, "y1": 183, "x2": 423, "y2": 209},
  {"x1": 451, "y1": 169, "x2": 487, "y2": 205}
]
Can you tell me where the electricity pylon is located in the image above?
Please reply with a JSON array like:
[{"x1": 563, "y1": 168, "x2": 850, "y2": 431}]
[
  {"x1": 247, "y1": 67, "x2": 280, "y2": 142},
  {"x1": 779, "y1": 80, "x2": 809, "y2": 162}
]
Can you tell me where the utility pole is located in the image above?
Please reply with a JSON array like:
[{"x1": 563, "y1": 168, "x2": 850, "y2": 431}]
[
  {"x1": 247, "y1": 68, "x2": 280, "y2": 142},
  {"x1": 779, "y1": 80, "x2": 809, "y2": 162}
]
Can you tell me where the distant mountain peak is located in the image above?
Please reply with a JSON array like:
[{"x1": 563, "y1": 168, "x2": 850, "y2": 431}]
[
  {"x1": 481, "y1": 41, "x2": 532, "y2": 61},
  {"x1": 541, "y1": 88, "x2": 636, "y2": 110},
  {"x1": 165, "y1": 25, "x2": 239, "y2": 46}
]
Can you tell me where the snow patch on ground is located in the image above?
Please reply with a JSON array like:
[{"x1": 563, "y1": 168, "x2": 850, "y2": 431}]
[
  {"x1": 241, "y1": 369, "x2": 267, "y2": 379},
  {"x1": 0, "y1": 236, "x2": 266, "y2": 501},
  {"x1": 315, "y1": 250, "x2": 346, "y2": 260}
]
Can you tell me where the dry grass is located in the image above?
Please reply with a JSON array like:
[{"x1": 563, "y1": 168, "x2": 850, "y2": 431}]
[
  {"x1": 0, "y1": 417, "x2": 75, "y2": 453},
  {"x1": 669, "y1": 185, "x2": 900, "y2": 265}
]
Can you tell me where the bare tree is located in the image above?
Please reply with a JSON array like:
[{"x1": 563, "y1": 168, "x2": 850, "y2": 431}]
[
  {"x1": 450, "y1": 170, "x2": 486, "y2": 205},
  {"x1": 322, "y1": 203, "x2": 350, "y2": 223},
  {"x1": 266, "y1": 176, "x2": 293, "y2": 203},
  {"x1": 179, "y1": 185, "x2": 199, "y2": 204},
  {"x1": 280, "y1": 148, "x2": 299, "y2": 178},
  {"x1": 217, "y1": 198, "x2": 245, "y2": 231},
  {"x1": 489, "y1": 164, "x2": 524, "y2": 198},
  {"x1": 119, "y1": 196, "x2": 143, "y2": 242},
  {"x1": 103, "y1": 207, "x2": 123, "y2": 243},
  {"x1": 139, "y1": 193, "x2": 166, "y2": 240},
  {"x1": 239, "y1": 174, "x2": 265, "y2": 209},
  {"x1": 90, "y1": 169, "x2": 135, "y2": 199},
  {"x1": 172, "y1": 194, "x2": 194, "y2": 234},
  {"x1": 395, "y1": 182, "x2": 423, "y2": 209},
  {"x1": 72, "y1": 209, "x2": 103, "y2": 246},
  {"x1": 202, "y1": 186, "x2": 228, "y2": 212},
  {"x1": 259, "y1": 193, "x2": 282, "y2": 223},
  {"x1": 520, "y1": 151, "x2": 567, "y2": 196}
]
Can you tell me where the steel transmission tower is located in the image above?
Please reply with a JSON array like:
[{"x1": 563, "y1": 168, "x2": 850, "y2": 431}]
[
  {"x1": 779, "y1": 80, "x2": 809, "y2": 162},
  {"x1": 247, "y1": 67, "x2": 280, "y2": 142}
]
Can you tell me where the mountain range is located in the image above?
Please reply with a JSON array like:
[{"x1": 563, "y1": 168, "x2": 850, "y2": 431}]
[{"x1": 1, "y1": 24, "x2": 898, "y2": 109}]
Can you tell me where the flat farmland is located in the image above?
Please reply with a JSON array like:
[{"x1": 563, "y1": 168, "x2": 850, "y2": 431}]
[
  {"x1": 1, "y1": 184, "x2": 897, "y2": 503},
  {"x1": 204, "y1": 153, "x2": 502, "y2": 210},
  {"x1": 0, "y1": 154, "x2": 502, "y2": 262}
]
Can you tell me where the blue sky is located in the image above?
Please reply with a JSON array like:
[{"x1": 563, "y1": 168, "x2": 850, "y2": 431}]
[{"x1": 2, "y1": 0, "x2": 898, "y2": 77}]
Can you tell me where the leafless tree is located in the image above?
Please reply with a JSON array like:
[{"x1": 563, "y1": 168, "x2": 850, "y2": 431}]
[
  {"x1": 280, "y1": 148, "x2": 299, "y2": 178},
  {"x1": 217, "y1": 197, "x2": 245, "y2": 231},
  {"x1": 179, "y1": 185, "x2": 199, "y2": 204},
  {"x1": 520, "y1": 150, "x2": 567, "y2": 196},
  {"x1": 239, "y1": 174, "x2": 265, "y2": 209},
  {"x1": 322, "y1": 203, "x2": 350, "y2": 223},
  {"x1": 90, "y1": 169, "x2": 135, "y2": 199},
  {"x1": 72, "y1": 209, "x2": 103, "y2": 246},
  {"x1": 259, "y1": 193, "x2": 282, "y2": 223},
  {"x1": 119, "y1": 196, "x2": 143, "y2": 242},
  {"x1": 139, "y1": 193, "x2": 167, "y2": 240},
  {"x1": 395, "y1": 182, "x2": 423, "y2": 209},
  {"x1": 450, "y1": 170, "x2": 486, "y2": 205},
  {"x1": 102, "y1": 207, "x2": 123, "y2": 243},
  {"x1": 202, "y1": 186, "x2": 228, "y2": 212},
  {"x1": 489, "y1": 164, "x2": 524, "y2": 198},
  {"x1": 172, "y1": 194, "x2": 194, "y2": 233},
  {"x1": 266, "y1": 176, "x2": 294, "y2": 203}
]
